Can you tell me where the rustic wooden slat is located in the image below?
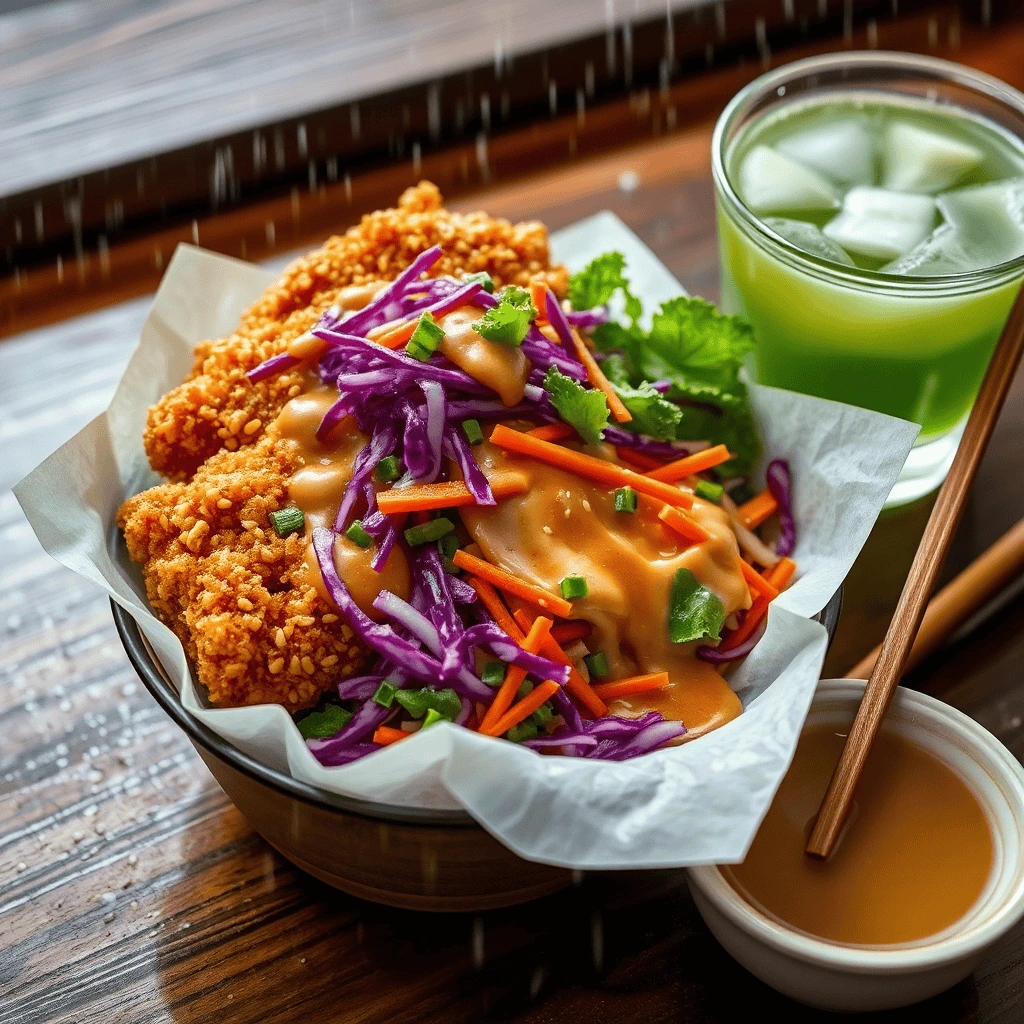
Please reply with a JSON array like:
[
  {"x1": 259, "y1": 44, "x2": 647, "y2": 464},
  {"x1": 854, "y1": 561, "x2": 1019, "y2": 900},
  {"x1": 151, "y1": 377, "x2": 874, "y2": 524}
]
[{"x1": 0, "y1": 3, "x2": 1003, "y2": 340}]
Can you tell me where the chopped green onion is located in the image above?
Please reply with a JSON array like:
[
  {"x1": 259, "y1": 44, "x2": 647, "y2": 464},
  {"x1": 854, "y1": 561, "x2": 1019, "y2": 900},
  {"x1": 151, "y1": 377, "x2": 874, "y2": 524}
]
[
  {"x1": 481, "y1": 661, "x2": 506, "y2": 686},
  {"x1": 532, "y1": 703, "x2": 554, "y2": 728},
  {"x1": 464, "y1": 270, "x2": 495, "y2": 293},
  {"x1": 270, "y1": 507, "x2": 305, "y2": 537},
  {"x1": 517, "y1": 679, "x2": 534, "y2": 700},
  {"x1": 372, "y1": 680, "x2": 397, "y2": 708},
  {"x1": 506, "y1": 720, "x2": 539, "y2": 743},
  {"x1": 374, "y1": 455, "x2": 402, "y2": 483},
  {"x1": 406, "y1": 311, "x2": 445, "y2": 362},
  {"x1": 614, "y1": 487, "x2": 638, "y2": 513},
  {"x1": 422, "y1": 707, "x2": 450, "y2": 729},
  {"x1": 404, "y1": 517, "x2": 454, "y2": 547},
  {"x1": 296, "y1": 704, "x2": 352, "y2": 740},
  {"x1": 696, "y1": 480, "x2": 725, "y2": 504},
  {"x1": 583, "y1": 652, "x2": 609, "y2": 679},
  {"x1": 344, "y1": 520, "x2": 373, "y2": 548},
  {"x1": 438, "y1": 533, "x2": 460, "y2": 559},
  {"x1": 394, "y1": 687, "x2": 462, "y2": 720},
  {"x1": 559, "y1": 575, "x2": 589, "y2": 600},
  {"x1": 461, "y1": 419, "x2": 484, "y2": 446}
]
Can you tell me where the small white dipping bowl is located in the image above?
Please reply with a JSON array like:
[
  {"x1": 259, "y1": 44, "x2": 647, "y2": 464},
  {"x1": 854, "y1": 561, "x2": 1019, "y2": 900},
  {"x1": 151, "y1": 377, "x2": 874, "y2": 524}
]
[{"x1": 686, "y1": 678, "x2": 1024, "y2": 1012}]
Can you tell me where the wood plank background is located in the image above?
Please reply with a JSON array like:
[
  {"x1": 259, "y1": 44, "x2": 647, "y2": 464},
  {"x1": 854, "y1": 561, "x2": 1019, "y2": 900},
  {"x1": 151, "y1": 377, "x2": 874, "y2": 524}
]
[{"x1": 3, "y1": 6, "x2": 1024, "y2": 1024}]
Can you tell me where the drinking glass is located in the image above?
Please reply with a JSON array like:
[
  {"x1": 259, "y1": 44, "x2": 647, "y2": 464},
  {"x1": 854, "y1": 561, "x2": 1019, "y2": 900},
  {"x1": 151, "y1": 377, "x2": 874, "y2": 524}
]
[{"x1": 712, "y1": 52, "x2": 1024, "y2": 505}]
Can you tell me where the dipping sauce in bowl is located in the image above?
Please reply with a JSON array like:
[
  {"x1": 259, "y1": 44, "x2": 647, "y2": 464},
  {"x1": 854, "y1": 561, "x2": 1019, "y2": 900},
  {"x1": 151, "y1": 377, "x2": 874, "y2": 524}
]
[
  {"x1": 687, "y1": 680, "x2": 1024, "y2": 1012},
  {"x1": 722, "y1": 723, "x2": 993, "y2": 945}
]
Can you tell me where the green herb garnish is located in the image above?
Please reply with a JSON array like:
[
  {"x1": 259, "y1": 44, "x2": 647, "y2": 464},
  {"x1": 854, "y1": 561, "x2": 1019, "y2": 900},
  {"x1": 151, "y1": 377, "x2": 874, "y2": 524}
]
[
  {"x1": 464, "y1": 270, "x2": 495, "y2": 294},
  {"x1": 481, "y1": 662, "x2": 506, "y2": 687},
  {"x1": 296, "y1": 704, "x2": 352, "y2": 740},
  {"x1": 375, "y1": 455, "x2": 403, "y2": 483},
  {"x1": 543, "y1": 366, "x2": 609, "y2": 446},
  {"x1": 461, "y1": 419, "x2": 484, "y2": 445},
  {"x1": 344, "y1": 520, "x2": 373, "y2": 548},
  {"x1": 372, "y1": 680, "x2": 398, "y2": 708},
  {"x1": 696, "y1": 480, "x2": 725, "y2": 504},
  {"x1": 583, "y1": 651, "x2": 609, "y2": 679},
  {"x1": 559, "y1": 575, "x2": 589, "y2": 600},
  {"x1": 394, "y1": 687, "x2": 462, "y2": 720},
  {"x1": 594, "y1": 295, "x2": 757, "y2": 474},
  {"x1": 403, "y1": 517, "x2": 454, "y2": 547},
  {"x1": 472, "y1": 286, "x2": 536, "y2": 345},
  {"x1": 531, "y1": 703, "x2": 555, "y2": 728},
  {"x1": 506, "y1": 720, "x2": 539, "y2": 743},
  {"x1": 668, "y1": 568, "x2": 725, "y2": 645},
  {"x1": 406, "y1": 311, "x2": 445, "y2": 362},
  {"x1": 614, "y1": 487, "x2": 638, "y2": 513},
  {"x1": 270, "y1": 507, "x2": 305, "y2": 538},
  {"x1": 568, "y1": 251, "x2": 642, "y2": 323}
]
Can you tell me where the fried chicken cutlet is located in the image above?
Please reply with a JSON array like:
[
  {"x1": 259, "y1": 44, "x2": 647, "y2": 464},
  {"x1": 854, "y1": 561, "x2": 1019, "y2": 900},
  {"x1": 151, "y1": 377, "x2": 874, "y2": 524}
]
[{"x1": 118, "y1": 182, "x2": 568, "y2": 710}]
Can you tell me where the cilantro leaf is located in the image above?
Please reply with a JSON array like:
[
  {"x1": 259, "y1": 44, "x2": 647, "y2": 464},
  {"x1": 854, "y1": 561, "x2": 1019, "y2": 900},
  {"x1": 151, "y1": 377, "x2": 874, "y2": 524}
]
[
  {"x1": 610, "y1": 379, "x2": 683, "y2": 442},
  {"x1": 297, "y1": 704, "x2": 353, "y2": 740},
  {"x1": 543, "y1": 366, "x2": 610, "y2": 446},
  {"x1": 674, "y1": 389, "x2": 760, "y2": 477},
  {"x1": 568, "y1": 252, "x2": 642, "y2": 323},
  {"x1": 592, "y1": 320, "x2": 645, "y2": 376},
  {"x1": 473, "y1": 286, "x2": 537, "y2": 345},
  {"x1": 668, "y1": 568, "x2": 725, "y2": 645},
  {"x1": 638, "y1": 297, "x2": 754, "y2": 391},
  {"x1": 597, "y1": 352, "x2": 633, "y2": 387}
]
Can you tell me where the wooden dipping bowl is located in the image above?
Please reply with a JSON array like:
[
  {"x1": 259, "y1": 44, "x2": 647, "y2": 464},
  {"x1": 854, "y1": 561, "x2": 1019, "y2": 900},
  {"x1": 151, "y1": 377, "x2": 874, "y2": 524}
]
[{"x1": 112, "y1": 590, "x2": 843, "y2": 912}]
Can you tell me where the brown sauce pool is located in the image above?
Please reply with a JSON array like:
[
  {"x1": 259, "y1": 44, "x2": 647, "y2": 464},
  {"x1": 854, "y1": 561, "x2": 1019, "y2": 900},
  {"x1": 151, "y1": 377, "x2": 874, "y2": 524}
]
[{"x1": 722, "y1": 723, "x2": 993, "y2": 945}]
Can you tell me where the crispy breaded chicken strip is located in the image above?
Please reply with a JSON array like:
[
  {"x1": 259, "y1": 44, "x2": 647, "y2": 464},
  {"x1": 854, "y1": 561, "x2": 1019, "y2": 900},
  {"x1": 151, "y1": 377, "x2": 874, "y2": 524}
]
[
  {"x1": 119, "y1": 183, "x2": 568, "y2": 710},
  {"x1": 146, "y1": 182, "x2": 567, "y2": 481}
]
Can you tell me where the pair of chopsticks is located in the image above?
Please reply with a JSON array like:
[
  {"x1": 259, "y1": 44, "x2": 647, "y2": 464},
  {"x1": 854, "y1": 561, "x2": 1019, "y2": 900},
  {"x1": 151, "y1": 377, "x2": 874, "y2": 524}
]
[{"x1": 807, "y1": 284, "x2": 1024, "y2": 859}]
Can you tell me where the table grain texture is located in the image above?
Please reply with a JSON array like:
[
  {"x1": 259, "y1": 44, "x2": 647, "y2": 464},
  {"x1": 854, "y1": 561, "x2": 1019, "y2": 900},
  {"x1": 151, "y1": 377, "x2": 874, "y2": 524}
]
[{"x1": 6, "y1": 27, "x2": 1024, "y2": 1024}]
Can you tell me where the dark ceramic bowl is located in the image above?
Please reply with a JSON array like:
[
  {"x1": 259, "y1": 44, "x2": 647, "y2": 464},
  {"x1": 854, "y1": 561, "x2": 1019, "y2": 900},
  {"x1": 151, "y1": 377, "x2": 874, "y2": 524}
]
[{"x1": 113, "y1": 589, "x2": 843, "y2": 911}]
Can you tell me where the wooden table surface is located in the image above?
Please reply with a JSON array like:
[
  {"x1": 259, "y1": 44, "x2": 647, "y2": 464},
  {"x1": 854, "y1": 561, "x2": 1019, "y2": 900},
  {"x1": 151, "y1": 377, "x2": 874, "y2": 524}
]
[{"x1": 5, "y1": 32, "x2": 1024, "y2": 1024}]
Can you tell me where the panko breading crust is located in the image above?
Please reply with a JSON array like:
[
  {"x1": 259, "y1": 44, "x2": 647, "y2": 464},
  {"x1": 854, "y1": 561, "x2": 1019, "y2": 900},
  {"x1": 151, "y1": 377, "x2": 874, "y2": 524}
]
[{"x1": 118, "y1": 183, "x2": 568, "y2": 710}]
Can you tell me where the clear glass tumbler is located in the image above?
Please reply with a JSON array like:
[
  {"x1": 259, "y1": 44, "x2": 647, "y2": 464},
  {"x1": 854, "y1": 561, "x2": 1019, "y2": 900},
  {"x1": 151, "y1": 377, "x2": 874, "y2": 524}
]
[{"x1": 712, "y1": 52, "x2": 1024, "y2": 505}]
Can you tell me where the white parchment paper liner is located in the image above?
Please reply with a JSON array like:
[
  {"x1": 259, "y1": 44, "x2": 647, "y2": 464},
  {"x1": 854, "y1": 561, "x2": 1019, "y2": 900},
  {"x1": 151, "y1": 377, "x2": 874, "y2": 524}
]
[{"x1": 16, "y1": 212, "x2": 919, "y2": 869}]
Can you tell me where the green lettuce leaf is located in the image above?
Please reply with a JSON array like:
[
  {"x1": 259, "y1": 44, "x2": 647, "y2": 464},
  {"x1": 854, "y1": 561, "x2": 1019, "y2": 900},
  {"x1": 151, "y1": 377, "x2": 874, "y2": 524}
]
[
  {"x1": 473, "y1": 286, "x2": 536, "y2": 345},
  {"x1": 543, "y1": 367, "x2": 610, "y2": 446},
  {"x1": 568, "y1": 252, "x2": 642, "y2": 323},
  {"x1": 668, "y1": 568, "x2": 725, "y2": 645}
]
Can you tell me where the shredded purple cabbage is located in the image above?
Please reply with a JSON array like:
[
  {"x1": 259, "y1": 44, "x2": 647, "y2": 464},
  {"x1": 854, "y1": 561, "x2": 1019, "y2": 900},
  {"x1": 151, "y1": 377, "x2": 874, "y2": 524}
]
[
  {"x1": 766, "y1": 458, "x2": 796, "y2": 557},
  {"x1": 697, "y1": 623, "x2": 765, "y2": 664},
  {"x1": 246, "y1": 352, "x2": 300, "y2": 383}
]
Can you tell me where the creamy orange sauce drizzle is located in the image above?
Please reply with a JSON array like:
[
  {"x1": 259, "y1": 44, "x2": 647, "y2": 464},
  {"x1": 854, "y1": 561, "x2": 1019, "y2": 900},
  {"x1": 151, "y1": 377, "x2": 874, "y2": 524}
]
[
  {"x1": 273, "y1": 380, "x2": 410, "y2": 619},
  {"x1": 437, "y1": 307, "x2": 531, "y2": 407},
  {"x1": 459, "y1": 441, "x2": 750, "y2": 738}
]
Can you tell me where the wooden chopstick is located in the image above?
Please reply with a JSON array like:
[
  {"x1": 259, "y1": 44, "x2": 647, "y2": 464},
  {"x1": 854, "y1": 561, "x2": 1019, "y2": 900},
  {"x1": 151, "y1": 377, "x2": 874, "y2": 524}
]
[
  {"x1": 849, "y1": 516, "x2": 1024, "y2": 681},
  {"x1": 806, "y1": 284, "x2": 1024, "y2": 859}
]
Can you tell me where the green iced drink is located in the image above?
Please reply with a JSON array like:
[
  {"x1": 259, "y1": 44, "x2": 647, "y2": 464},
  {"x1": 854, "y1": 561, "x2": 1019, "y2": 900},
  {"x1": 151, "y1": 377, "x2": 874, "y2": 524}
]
[{"x1": 712, "y1": 54, "x2": 1024, "y2": 502}]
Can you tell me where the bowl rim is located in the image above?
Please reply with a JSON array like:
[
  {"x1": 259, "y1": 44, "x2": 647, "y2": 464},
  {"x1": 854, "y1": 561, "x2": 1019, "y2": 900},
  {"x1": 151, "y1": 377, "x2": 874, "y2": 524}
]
[
  {"x1": 112, "y1": 587, "x2": 844, "y2": 830},
  {"x1": 687, "y1": 678, "x2": 1024, "y2": 973}
]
